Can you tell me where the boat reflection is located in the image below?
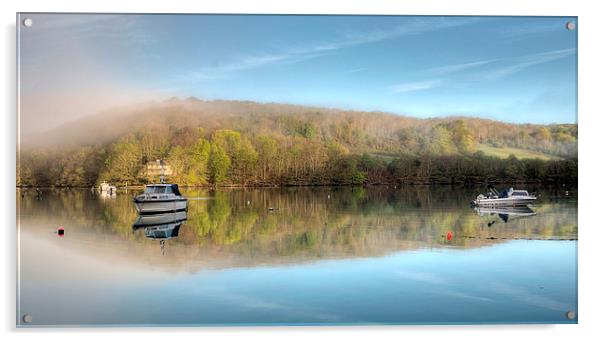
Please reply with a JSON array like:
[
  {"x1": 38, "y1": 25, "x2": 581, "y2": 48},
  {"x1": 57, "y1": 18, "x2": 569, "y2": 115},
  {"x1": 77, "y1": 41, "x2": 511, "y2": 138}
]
[
  {"x1": 475, "y1": 206, "x2": 536, "y2": 225},
  {"x1": 132, "y1": 211, "x2": 187, "y2": 254}
]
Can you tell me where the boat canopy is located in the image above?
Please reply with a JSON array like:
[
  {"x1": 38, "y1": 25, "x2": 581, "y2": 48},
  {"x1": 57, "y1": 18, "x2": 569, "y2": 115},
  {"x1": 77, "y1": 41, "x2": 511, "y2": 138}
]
[{"x1": 144, "y1": 184, "x2": 182, "y2": 196}]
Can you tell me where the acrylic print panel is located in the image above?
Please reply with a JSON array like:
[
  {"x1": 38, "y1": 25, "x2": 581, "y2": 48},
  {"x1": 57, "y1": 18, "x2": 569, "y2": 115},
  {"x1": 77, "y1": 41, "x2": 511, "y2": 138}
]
[{"x1": 16, "y1": 13, "x2": 578, "y2": 326}]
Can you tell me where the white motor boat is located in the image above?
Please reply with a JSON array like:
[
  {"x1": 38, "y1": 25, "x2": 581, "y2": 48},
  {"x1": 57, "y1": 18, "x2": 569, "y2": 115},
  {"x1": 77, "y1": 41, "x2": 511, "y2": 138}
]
[
  {"x1": 471, "y1": 187, "x2": 536, "y2": 207},
  {"x1": 99, "y1": 181, "x2": 117, "y2": 194},
  {"x1": 133, "y1": 184, "x2": 187, "y2": 214}
]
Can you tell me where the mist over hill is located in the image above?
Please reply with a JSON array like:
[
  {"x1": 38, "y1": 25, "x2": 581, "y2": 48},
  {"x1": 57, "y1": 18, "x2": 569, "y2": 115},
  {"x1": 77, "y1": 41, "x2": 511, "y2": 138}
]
[{"x1": 18, "y1": 97, "x2": 577, "y2": 187}]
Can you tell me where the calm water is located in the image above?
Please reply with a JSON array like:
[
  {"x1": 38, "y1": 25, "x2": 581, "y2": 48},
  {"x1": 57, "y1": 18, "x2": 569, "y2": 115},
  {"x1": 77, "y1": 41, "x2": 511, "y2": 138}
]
[{"x1": 17, "y1": 186, "x2": 578, "y2": 326}]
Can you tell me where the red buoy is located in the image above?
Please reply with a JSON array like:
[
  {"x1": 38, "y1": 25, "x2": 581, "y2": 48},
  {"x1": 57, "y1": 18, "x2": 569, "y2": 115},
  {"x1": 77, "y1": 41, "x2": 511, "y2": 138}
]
[
  {"x1": 57, "y1": 226, "x2": 65, "y2": 236},
  {"x1": 446, "y1": 231, "x2": 453, "y2": 241}
]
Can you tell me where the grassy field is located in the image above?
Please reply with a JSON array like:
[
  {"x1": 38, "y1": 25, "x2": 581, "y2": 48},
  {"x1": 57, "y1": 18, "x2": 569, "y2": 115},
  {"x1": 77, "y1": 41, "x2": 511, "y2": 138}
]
[{"x1": 476, "y1": 144, "x2": 559, "y2": 160}]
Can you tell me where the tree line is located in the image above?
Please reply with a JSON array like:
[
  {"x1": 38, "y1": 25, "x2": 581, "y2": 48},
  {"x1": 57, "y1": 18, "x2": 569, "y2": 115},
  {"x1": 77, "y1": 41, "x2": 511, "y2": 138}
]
[{"x1": 17, "y1": 122, "x2": 577, "y2": 187}]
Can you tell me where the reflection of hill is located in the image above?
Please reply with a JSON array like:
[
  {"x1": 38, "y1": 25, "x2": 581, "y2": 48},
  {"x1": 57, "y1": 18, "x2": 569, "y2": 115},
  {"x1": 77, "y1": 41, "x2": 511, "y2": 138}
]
[{"x1": 17, "y1": 186, "x2": 578, "y2": 271}]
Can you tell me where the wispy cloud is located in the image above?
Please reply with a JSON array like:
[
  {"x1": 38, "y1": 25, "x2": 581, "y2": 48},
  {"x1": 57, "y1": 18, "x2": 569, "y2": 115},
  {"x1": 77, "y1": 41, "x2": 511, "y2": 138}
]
[
  {"x1": 188, "y1": 51, "x2": 332, "y2": 81},
  {"x1": 389, "y1": 79, "x2": 443, "y2": 93},
  {"x1": 490, "y1": 281, "x2": 572, "y2": 312},
  {"x1": 339, "y1": 17, "x2": 482, "y2": 45},
  {"x1": 482, "y1": 48, "x2": 575, "y2": 80},
  {"x1": 389, "y1": 47, "x2": 575, "y2": 94},
  {"x1": 340, "y1": 68, "x2": 365, "y2": 75},
  {"x1": 498, "y1": 20, "x2": 566, "y2": 41},
  {"x1": 396, "y1": 271, "x2": 448, "y2": 284},
  {"x1": 427, "y1": 59, "x2": 497, "y2": 75},
  {"x1": 186, "y1": 17, "x2": 481, "y2": 81}
]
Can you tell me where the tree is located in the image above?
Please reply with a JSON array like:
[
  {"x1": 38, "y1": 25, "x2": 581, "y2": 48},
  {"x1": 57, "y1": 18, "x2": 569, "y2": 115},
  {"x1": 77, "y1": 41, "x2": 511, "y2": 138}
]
[
  {"x1": 255, "y1": 135, "x2": 278, "y2": 182},
  {"x1": 99, "y1": 136, "x2": 143, "y2": 185},
  {"x1": 187, "y1": 137, "x2": 211, "y2": 184},
  {"x1": 297, "y1": 122, "x2": 317, "y2": 138},
  {"x1": 448, "y1": 120, "x2": 475, "y2": 153},
  {"x1": 532, "y1": 127, "x2": 552, "y2": 142},
  {"x1": 209, "y1": 143, "x2": 231, "y2": 184},
  {"x1": 428, "y1": 125, "x2": 455, "y2": 155},
  {"x1": 503, "y1": 155, "x2": 526, "y2": 179},
  {"x1": 211, "y1": 129, "x2": 258, "y2": 184}
]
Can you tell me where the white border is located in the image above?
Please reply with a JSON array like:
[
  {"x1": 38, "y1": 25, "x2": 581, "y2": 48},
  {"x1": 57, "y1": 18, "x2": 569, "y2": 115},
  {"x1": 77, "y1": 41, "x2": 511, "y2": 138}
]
[{"x1": 2, "y1": 1, "x2": 601, "y2": 340}]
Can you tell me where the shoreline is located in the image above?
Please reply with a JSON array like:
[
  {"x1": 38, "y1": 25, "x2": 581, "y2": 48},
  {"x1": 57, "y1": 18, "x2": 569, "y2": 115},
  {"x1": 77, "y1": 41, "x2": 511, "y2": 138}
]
[{"x1": 15, "y1": 181, "x2": 578, "y2": 190}]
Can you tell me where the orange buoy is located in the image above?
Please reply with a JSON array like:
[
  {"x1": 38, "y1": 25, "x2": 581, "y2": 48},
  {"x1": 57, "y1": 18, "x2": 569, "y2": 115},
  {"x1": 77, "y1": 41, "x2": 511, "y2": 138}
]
[{"x1": 446, "y1": 231, "x2": 453, "y2": 241}]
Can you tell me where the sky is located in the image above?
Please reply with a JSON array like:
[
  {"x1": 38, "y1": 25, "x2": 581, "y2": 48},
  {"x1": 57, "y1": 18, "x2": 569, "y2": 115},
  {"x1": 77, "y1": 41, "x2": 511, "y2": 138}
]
[{"x1": 18, "y1": 14, "x2": 577, "y2": 135}]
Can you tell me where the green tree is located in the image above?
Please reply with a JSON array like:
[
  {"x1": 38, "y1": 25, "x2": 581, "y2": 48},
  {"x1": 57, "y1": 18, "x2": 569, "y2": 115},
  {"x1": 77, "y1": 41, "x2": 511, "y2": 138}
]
[
  {"x1": 209, "y1": 143, "x2": 231, "y2": 184},
  {"x1": 504, "y1": 155, "x2": 526, "y2": 179},
  {"x1": 99, "y1": 136, "x2": 143, "y2": 185},
  {"x1": 428, "y1": 125, "x2": 455, "y2": 155},
  {"x1": 256, "y1": 135, "x2": 278, "y2": 182}
]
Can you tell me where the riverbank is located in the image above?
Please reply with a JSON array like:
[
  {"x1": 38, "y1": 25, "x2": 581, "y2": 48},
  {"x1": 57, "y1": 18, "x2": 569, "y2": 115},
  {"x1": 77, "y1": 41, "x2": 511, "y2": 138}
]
[{"x1": 16, "y1": 180, "x2": 577, "y2": 190}]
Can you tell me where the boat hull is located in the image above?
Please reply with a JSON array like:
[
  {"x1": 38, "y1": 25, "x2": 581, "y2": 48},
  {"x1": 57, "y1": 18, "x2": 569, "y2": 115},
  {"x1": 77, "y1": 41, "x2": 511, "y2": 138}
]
[
  {"x1": 473, "y1": 197, "x2": 536, "y2": 207},
  {"x1": 134, "y1": 199, "x2": 187, "y2": 214}
]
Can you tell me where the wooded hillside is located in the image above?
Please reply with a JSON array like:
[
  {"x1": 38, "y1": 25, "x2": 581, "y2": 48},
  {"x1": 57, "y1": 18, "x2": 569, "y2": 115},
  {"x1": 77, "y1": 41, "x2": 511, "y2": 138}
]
[{"x1": 17, "y1": 97, "x2": 577, "y2": 187}]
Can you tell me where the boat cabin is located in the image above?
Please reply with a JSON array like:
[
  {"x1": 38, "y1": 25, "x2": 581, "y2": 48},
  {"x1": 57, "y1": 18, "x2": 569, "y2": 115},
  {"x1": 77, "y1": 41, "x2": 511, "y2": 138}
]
[
  {"x1": 143, "y1": 184, "x2": 183, "y2": 196},
  {"x1": 498, "y1": 188, "x2": 531, "y2": 199}
]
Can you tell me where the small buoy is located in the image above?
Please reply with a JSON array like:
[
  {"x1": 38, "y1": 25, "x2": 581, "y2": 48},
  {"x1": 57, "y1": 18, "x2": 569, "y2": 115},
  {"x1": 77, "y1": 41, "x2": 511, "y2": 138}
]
[
  {"x1": 247, "y1": 200, "x2": 250, "y2": 205},
  {"x1": 446, "y1": 231, "x2": 453, "y2": 241},
  {"x1": 327, "y1": 195, "x2": 330, "y2": 199},
  {"x1": 268, "y1": 207, "x2": 274, "y2": 211},
  {"x1": 57, "y1": 226, "x2": 65, "y2": 236},
  {"x1": 565, "y1": 191, "x2": 569, "y2": 196}
]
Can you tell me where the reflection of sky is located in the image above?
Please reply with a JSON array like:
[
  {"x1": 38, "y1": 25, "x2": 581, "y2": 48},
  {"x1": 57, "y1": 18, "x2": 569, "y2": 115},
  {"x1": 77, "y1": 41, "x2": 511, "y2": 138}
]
[
  {"x1": 19, "y1": 229, "x2": 577, "y2": 325},
  {"x1": 19, "y1": 14, "x2": 577, "y2": 135}
]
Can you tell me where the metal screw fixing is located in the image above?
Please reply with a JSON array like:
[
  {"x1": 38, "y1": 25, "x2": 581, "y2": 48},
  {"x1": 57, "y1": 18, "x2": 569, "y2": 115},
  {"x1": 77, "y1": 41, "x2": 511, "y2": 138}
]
[
  {"x1": 22, "y1": 314, "x2": 33, "y2": 323},
  {"x1": 23, "y1": 18, "x2": 33, "y2": 27},
  {"x1": 566, "y1": 21, "x2": 576, "y2": 31}
]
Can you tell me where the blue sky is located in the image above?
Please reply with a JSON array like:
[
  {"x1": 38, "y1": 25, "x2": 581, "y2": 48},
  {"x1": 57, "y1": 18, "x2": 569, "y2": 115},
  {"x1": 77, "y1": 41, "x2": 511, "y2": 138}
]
[{"x1": 19, "y1": 14, "x2": 577, "y2": 133}]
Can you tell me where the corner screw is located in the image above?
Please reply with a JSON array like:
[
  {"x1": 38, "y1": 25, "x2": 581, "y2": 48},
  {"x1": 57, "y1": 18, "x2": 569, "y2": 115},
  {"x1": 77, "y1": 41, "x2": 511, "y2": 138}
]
[
  {"x1": 566, "y1": 21, "x2": 576, "y2": 31},
  {"x1": 22, "y1": 314, "x2": 33, "y2": 323},
  {"x1": 23, "y1": 18, "x2": 33, "y2": 27}
]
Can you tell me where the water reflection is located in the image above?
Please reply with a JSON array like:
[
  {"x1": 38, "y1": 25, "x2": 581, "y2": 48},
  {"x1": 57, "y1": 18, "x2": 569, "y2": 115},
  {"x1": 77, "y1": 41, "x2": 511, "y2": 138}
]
[
  {"x1": 17, "y1": 185, "x2": 578, "y2": 268},
  {"x1": 132, "y1": 211, "x2": 187, "y2": 254},
  {"x1": 17, "y1": 185, "x2": 578, "y2": 325},
  {"x1": 475, "y1": 206, "x2": 537, "y2": 225}
]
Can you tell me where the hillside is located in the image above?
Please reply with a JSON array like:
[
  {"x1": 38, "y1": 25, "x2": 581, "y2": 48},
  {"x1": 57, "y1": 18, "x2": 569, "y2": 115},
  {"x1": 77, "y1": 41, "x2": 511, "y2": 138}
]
[{"x1": 17, "y1": 97, "x2": 577, "y2": 187}]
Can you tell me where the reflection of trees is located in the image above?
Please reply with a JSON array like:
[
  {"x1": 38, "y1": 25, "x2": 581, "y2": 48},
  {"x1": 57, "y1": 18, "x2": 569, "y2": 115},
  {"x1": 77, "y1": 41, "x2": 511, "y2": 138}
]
[{"x1": 18, "y1": 186, "x2": 578, "y2": 260}]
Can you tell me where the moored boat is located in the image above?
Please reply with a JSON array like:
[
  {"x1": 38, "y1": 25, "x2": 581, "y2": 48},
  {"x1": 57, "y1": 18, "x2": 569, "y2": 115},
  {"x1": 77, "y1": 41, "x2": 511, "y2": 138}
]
[
  {"x1": 133, "y1": 184, "x2": 187, "y2": 214},
  {"x1": 471, "y1": 187, "x2": 536, "y2": 207},
  {"x1": 99, "y1": 181, "x2": 117, "y2": 194}
]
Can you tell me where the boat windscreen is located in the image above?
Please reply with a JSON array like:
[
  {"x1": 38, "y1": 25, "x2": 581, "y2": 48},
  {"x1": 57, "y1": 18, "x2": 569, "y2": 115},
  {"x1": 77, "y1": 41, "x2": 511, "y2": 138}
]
[
  {"x1": 144, "y1": 186, "x2": 167, "y2": 194},
  {"x1": 171, "y1": 184, "x2": 182, "y2": 196}
]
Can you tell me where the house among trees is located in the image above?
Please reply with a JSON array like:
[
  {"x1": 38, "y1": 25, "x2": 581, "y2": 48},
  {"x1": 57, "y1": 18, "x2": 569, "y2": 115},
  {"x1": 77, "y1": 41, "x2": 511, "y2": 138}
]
[{"x1": 140, "y1": 161, "x2": 173, "y2": 183}]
